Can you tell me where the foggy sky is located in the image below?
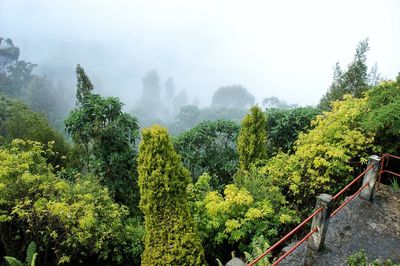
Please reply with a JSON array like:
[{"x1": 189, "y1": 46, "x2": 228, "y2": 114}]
[{"x1": 1, "y1": 0, "x2": 399, "y2": 108}]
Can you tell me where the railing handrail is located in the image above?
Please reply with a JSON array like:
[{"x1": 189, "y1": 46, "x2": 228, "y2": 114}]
[
  {"x1": 247, "y1": 207, "x2": 322, "y2": 266},
  {"x1": 247, "y1": 153, "x2": 400, "y2": 265}
]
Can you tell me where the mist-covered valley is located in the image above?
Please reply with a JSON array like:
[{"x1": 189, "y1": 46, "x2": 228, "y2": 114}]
[{"x1": 1, "y1": 1, "x2": 400, "y2": 265}]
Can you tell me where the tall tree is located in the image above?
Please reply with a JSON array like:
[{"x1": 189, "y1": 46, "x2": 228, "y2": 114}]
[
  {"x1": 212, "y1": 85, "x2": 255, "y2": 109},
  {"x1": 138, "y1": 70, "x2": 163, "y2": 115},
  {"x1": 138, "y1": 125, "x2": 206, "y2": 265},
  {"x1": 0, "y1": 38, "x2": 20, "y2": 71},
  {"x1": 65, "y1": 64, "x2": 140, "y2": 211},
  {"x1": 165, "y1": 77, "x2": 175, "y2": 99},
  {"x1": 75, "y1": 64, "x2": 93, "y2": 104},
  {"x1": 3, "y1": 60, "x2": 36, "y2": 98},
  {"x1": 319, "y1": 39, "x2": 372, "y2": 110},
  {"x1": 0, "y1": 37, "x2": 36, "y2": 98},
  {"x1": 237, "y1": 106, "x2": 267, "y2": 171}
]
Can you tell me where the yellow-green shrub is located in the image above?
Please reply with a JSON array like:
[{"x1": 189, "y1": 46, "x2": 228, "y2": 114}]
[
  {"x1": 0, "y1": 140, "x2": 143, "y2": 265},
  {"x1": 138, "y1": 126, "x2": 206, "y2": 266}
]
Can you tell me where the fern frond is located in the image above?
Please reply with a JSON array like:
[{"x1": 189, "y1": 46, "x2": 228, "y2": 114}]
[
  {"x1": 30, "y1": 253, "x2": 37, "y2": 266},
  {"x1": 26, "y1": 241, "x2": 37, "y2": 266},
  {"x1": 216, "y1": 258, "x2": 224, "y2": 266},
  {"x1": 4, "y1": 256, "x2": 24, "y2": 266}
]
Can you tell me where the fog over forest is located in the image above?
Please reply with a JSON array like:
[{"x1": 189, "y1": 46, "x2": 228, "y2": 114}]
[
  {"x1": 1, "y1": 0, "x2": 400, "y2": 130},
  {"x1": 1, "y1": 1, "x2": 399, "y2": 113},
  {"x1": 2, "y1": 1, "x2": 400, "y2": 265}
]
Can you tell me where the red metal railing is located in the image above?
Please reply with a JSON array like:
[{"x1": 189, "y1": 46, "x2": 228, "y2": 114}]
[
  {"x1": 331, "y1": 165, "x2": 373, "y2": 201},
  {"x1": 330, "y1": 182, "x2": 369, "y2": 217},
  {"x1": 378, "y1": 154, "x2": 400, "y2": 187},
  {"x1": 248, "y1": 207, "x2": 322, "y2": 266},
  {"x1": 247, "y1": 154, "x2": 400, "y2": 266},
  {"x1": 271, "y1": 227, "x2": 318, "y2": 266}
]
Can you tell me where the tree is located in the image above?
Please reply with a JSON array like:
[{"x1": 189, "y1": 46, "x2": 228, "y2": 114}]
[
  {"x1": 2, "y1": 60, "x2": 36, "y2": 98},
  {"x1": 172, "y1": 90, "x2": 189, "y2": 115},
  {"x1": 75, "y1": 64, "x2": 93, "y2": 104},
  {"x1": 262, "y1": 96, "x2": 298, "y2": 109},
  {"x1": 319, "y1": 39, "x2": 372, "y2": 110},
  {"x1": 136, "y1": 70, "x2": 163, "y2": 117},
  {"x1": 174, "y1": 120, "x2": 240, "y2": 189},
  {"x1": 360, "y1": 77, "x2": 400, "y2": 153},
  {"x1": 138, "y1": 125, "x2": 206, "y2": 265},
  {"x1": 0, "y1": 38, "x2": 69, "y2": 131},
  {"x1": 26, "y1": 77, "x2": 71, "y2": 131},
  {"x1": 0, "y1": 94, "x2": 69, "y2": 169},
  {"x1": 170, "y1": 105, "x2": 202, "y2": 134},
  {"x1": 0, "y1": 38, "x2": 20, "y2": 71},
  {"x1": 265, "y1": 107, "x2": 320, "y2": 155},
  {"x1": 169, "y1": 105, "x2": 247, "y2": 135},
  {"x1": 237, "y1": 106, "x2": 267, "y2": 171},
  {"x1": 212, "y1": 85, "x2": 255, "y2": 109},
  {"x1": 165, "y1": 77, "x2": 175, "y2": 99},
  {"x1": 65, "y1": 64, "x2": 140, "y2": 211},
  {"x1": 0, "y1": 37, "x2": 36, "y2": 99}
]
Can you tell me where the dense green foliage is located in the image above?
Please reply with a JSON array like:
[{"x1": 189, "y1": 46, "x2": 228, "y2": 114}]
[
  {"x1": 360, "y1": 77, "x2": 400, "y2": 153},
  {"x1": 169, "y1": 105, "x2": 247, "y2": 135},
  {"x1": 265, "y1": 107, "x2": 320, "y2": 155},
  {"x1": 0, "y1": 37, "x2": 71, "y2": 130},
  {"x1": 138, "y1": 126, "x2": 206, "y2": 265},
  {"x1": 2, "y1": 36, "x2": 400, "y2": 266},
  {"x1": 174, "y1": 120, "x2": 240, "y2": 189},
  {"x1": 0, "y1": 140, "x2": 143, "y2": 265},
  {"x1": 0, "y1": 94, "x2": 69, "y2": 168},
  {"x1": 189, "y1": 172, "x2": 296, "y2": 264},
  {"x1": 262, "y1": 96, "x2": 374, "y2": 208},
  {"x1": 243, "y1": 236, "x2": 271, "y2": 266},
  {"x1": 65, "y1": 65, "x2": 140, "y2": 211},
  {"x1": 237, "y1": 106, "x2": 268, "y2": 171}
]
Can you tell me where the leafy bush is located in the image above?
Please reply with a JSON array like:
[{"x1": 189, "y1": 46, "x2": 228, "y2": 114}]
[
  {"x1": 261, "y1": 96, "x2": 374, "y2": 208},
  {"x1": 265, "y1": 107, "x2": 320, "y2": 155},
  {"x1": 0, "y1": 94, "x2": 70, "y2": 169},
  {"x1": 189, "y1": 173, "x2": 296, "y2": 263},
  {"x1": 0, "y1": 140, "x2": 143, "y2": 265},
  {"x1": 174, "y1": 120, "x2": 240, "y2": 189},
  {"x1": 347, "y1": 250, "x2": 399, "y2": 266},
  {"x1": 360, "y1": 78, "x2": 400, "y2": 153}
]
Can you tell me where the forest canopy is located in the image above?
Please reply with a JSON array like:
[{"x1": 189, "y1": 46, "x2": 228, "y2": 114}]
[{"x1": 1, "y1": 36, "x2": 399, "y2": 266}]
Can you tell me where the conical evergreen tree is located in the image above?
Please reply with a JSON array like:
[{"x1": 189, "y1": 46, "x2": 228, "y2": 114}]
[
  {"x1": 237, "y1": 106, "x2": 267, "y2": 171},
  {"x1": 138, "y1": 125, "x2": 206, "y2": 266}
]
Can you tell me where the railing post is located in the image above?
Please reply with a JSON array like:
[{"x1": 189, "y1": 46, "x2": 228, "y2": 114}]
[
  {"x1": 360, "y1": 155, "x2": 381, "y2": 201},
  {"x1": 308, "y1": 194, "x2": 333, "y2": 251},
  {"x1": 304, "y1": 194, "x2": 333, "y2": 266}
]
